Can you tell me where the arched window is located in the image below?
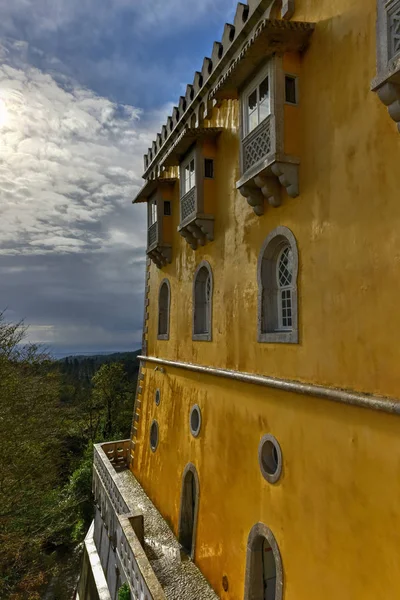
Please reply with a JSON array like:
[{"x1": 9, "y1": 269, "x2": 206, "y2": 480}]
[
  {"x1": 258, "y1": 226, "x2": 299, "y2": 344},
  {"x1": 244, "y1": 523, "x2": 283, "y2": 600},
  {"x1": 193, "y1": 261, "x2": 213, "y2": 341},
  {"x1": 178, "y1": 463, "x2": 199, "y2": 559},
  {"x1": 158, "y1": 279, "x2": 171, "y2": 340}
]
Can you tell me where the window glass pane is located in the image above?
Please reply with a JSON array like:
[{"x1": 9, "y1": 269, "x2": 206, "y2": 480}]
[
  {"x1": 248, "y1": 110, "x2": 258, "y2": 132},
  {"x1": 259, "y1": 76, "x2": 270, "y2": 122},
  {"x1": 248, "y1": 89, "x2": 257, "y2": 113},
  {"x1": 149, "y1": 199, "x2": 157, "y2": 225},
  {"x1": 259, "y1": 77, "x2": 269, "y2": 103}
]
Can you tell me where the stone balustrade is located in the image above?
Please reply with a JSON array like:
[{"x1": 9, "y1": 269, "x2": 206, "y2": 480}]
[{"x1": 90, "y1": 441, "x2": 166, "y2": 600}]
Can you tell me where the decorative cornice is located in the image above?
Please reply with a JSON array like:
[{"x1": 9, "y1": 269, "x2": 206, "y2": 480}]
[
  {"x1": 211, "y1": 18, "x2": 314, "y2": 102},
  {"x1": 138, "y1": 355, "x2": 400, "y2": 416},
  {"x1": 142, "y1": 0, "x2": 283, "y2": 181},
  {"x1": 162, "y1": 127, "x2": 222, "y2": 168},
  {"x1": 132, "y1": 177, "x2": 177, "y2": 204}
]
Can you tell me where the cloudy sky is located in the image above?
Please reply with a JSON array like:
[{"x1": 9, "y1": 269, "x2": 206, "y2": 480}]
[{"x1": 0, "y1": 0, "x2": 237, "y2": 357}]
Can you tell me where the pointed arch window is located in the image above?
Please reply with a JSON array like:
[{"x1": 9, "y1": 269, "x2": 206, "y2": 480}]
[
  {"x1": 244, "y1": 523, "x2": 283, "y2": 600},
  {"x1": 258, "y1": 226, "x2": 299, "y2": 344},
  {"x1": 158, "y1": 279, "x2": 171, "y2": 340},
  {"x1": 193, "y1": 261, "x2": 213, "y2": 341}
]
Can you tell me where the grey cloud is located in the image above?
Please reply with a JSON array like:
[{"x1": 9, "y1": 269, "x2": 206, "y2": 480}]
[{"x1": 0, "y1": 40, "x2": 160, "y2": 353}]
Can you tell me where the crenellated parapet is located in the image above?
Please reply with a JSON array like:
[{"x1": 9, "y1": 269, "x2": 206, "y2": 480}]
[{"x1": 142, "y1": 0, "x2": 297, "y2": 181}]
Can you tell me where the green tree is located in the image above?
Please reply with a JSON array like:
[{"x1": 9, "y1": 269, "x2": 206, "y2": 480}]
[
  {"x1": 91, "y1": 363, "x2": 133, "y2": 439},
  {"x1": 0, "y1": 314, "x2": 63, "y2": 598}
]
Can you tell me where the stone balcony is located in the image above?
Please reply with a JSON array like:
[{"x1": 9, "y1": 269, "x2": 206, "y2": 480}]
[
  {"x1": 77, "y1": 440, "x2": 218, "y2": 600},
  {"x1": 178, "y1": 187, "x2": 214, "y2": 250}
]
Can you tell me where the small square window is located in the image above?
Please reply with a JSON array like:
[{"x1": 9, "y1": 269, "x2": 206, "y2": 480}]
[
  {"x1": 164, "y1": 201, "x2": 171, "y2": 216},
  {"x1": 285, "y1": 76, "x2": 298, "y2": 105},
  {"x1": 204, "y1": 159, "x2": 214, "y2": 179}
]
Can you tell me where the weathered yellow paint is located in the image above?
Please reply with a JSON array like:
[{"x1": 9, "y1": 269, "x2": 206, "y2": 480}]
[
  {"x1": 134, "y1": 365, "x2": 400, "y2": 600},
  {"x1": 144, "y1": 0, "x2": 400, "y2": 400},
  {"x1": 132, "y1": 1, "x2": 400, "y2": 598}
]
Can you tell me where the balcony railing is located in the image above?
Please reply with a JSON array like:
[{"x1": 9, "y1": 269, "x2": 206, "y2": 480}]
[
  {"x1": 85, "y1": 441, "x2": 218, "y2": 600},
  {"x1": 91, "y1": 442, "x2": 166, "y2": 600},
  {"x1": 242, "y1": 115, "x2": 272, "y2": 174},
  {"x1": 180, "y1": 187, "x2": 196, "y2": 222},
  {"x1": 148, "y1": 222, "x2": 158, "y2": 247}
]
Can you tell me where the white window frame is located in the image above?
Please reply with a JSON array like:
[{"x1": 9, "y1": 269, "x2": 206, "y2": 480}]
[
  {"x1": 257, "y1": 226, "x2": 299, "y2": 344},
  {"x1": 275, "y1": 245, "x2": 293, "y2": 331},
  {"x1": 242, "y1": 63, "x2": 272, "y2": 138},
  {"x1": 181, "y1": 150, "x2": 196, "y2": 197},
  {"x1": 148, "y1": 195, "x2": 158, "y2": 226}
]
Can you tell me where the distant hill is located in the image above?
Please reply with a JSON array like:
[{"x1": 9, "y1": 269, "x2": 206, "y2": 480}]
[{"x1": 59, "y1": 350, "x2": 141, "y2": 383}]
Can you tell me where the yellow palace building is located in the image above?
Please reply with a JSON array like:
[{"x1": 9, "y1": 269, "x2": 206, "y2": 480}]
[{"x1": 78, "y1": 1, "x2": 400, "y2": 599}]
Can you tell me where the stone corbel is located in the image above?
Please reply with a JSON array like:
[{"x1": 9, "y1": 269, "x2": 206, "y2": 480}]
[
  {"x1": 195, "y1": 218, "x2": 214, "y2": 242},
  {"x1": 376, "y1": 82, "x2": 400, "y2": 131},
  {"x1": 254, "y1": 175, "x2": 282, "y2": 208},
  {"x1": 239, "y1": 163, "x2": 299, "y2": 216},
  {"x1": 239, "y1": 185, "x2": 265, "y2": 216},
  {"x1": 271, "y1": 162, "x2": 299, "y2": 198},
  {"x1": 148, "y1": 246, "x2": 172, "y2": 268}
]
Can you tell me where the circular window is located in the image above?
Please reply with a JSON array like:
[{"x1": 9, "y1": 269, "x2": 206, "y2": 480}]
[
  {"x1": 150, "y1": 420, "x2": 159, "y2": 452},
  {"x1": 258, "y1": 434, "x2": 282, "y2": 483},
  {"x1": 155, "y1": 389, "x2": 161, "y2": 406},
  {"x1": 190, "y1": 405, "x2": 202, "y2": 438}
]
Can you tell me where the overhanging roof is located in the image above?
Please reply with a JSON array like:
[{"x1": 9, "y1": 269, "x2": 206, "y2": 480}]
[
  {"x1": 211, "y1": 19, "x2": 315, "y2": 101},
  {"x1": 162, "y1": 127, "x2": 222, "y2": 168},
  {"x1": 132, "y1": 177, "x2": 177, "y2": 204}
]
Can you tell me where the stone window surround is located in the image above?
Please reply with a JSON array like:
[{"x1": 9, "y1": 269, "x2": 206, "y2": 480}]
[
  {"x1": 284, "y1": 73, "x2": 299, "y2": 106},
  {"x1": 372, "y1": 0, "x2": 400, "y2": 130},
  {"x1": 257, "y1": 226, "x2": 299, "y2": 344},
  {"x1": 178, "y1": 462, "x2": 200, "y2": 560},
  {"x1": 149, "y1": 420, "x2": 159, "y2": 453},
  {"x1": 243, "y1": 522, "x2": 283, "y2": 600},
  {"x1": 190, "y1": 404, "x2": 202, "y2": 438},
  {"x1": 192, "y1": 260, "x2": 213, "y2": 342},
  {"x1": 157, "y1": 278, "x2": 171, "y2": 341},
  {"x1": 258, "y1": 433, "x2": 283, "y2": 484}
]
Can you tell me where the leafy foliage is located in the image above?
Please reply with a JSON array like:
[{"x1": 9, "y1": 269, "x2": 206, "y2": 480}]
[
  {"x1": 118, "y1": 582, "x2": 131, "y2": 600},
  {"x1": 0, "y1": 314, "x2": 138, "y2": 599}
]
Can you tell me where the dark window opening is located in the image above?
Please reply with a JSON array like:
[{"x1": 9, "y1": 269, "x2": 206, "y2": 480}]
[
  {"x1": 204, "y1": 159, "x2": 214, "y2": 179},
  {"x1": 285, "y1": 76, "x2": 297, "y2": 104},
  {"x1": 179, "y1": 468, "x2": 198, "y2": 557},
  {"x1": 164, "y1": 201, "x2": 171, "y2": 216}
]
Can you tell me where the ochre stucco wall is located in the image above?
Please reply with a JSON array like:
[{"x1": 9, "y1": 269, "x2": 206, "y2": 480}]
[
  {"x1": 134, "y1": 365, "x2": 400, "y2": 600},
  {"x1": 140, "y1": 0, "x2": 400, "y2": 400},
  {"x1": 132, "y1": 0, "x2": 400, "y2": 598}
]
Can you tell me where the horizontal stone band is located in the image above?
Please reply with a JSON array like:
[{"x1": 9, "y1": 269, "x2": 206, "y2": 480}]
[{"x1": 138, "y1": 355, "x2": 400, "y2": 416}]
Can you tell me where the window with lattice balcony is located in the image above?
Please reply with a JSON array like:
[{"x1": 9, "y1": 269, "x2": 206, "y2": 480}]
[
  {"x1": 176, "y1": 142, "x2": 217, "y2": 250},
  {"x1": 236, "y1": 58, "x2": 302, "y2": 216}
]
